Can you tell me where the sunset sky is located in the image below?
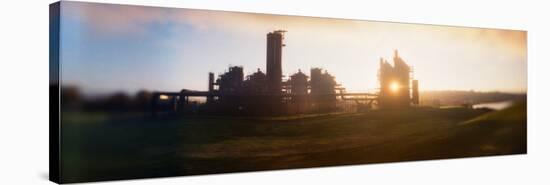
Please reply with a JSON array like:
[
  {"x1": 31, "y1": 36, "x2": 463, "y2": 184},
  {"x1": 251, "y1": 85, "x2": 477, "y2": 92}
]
[{"x1": 59, "y1": 2, "x2": 527, "y2": 96}]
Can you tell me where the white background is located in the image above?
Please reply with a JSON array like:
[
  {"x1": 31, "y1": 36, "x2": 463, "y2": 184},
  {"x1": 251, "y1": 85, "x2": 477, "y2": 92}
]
[{"x1": 0, "y1": 0, "x2": 549, "y2": 184}]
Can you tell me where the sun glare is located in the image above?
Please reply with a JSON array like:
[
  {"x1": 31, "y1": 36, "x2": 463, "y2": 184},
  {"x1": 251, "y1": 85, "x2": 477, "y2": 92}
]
[
  {"x1": 159, "y1": 94, "x2": 169, "y2": 100},
  {"x1": 390, "y1": 81, "x2": 400, "y2": 93}
]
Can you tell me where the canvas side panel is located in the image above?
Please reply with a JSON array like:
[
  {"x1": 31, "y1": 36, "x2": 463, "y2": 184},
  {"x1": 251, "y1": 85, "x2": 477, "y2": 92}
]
[{"x1": 49, "y1": 1, "x2": 61, "y2": 184}]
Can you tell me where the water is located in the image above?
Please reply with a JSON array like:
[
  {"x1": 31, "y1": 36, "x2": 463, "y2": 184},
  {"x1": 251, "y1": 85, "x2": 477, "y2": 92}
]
[{"x1": 473, "y1": 101, "x2": 514, "y2": 110}]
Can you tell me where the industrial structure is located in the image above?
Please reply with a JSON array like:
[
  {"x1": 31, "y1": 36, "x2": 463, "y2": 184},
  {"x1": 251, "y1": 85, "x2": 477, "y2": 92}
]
[
  {"x1": 151, "y1": 30, "x2": 420, "y2": 116},
  {"x1": 378, "y1": 50, "x2": 419, "y2": 109}
]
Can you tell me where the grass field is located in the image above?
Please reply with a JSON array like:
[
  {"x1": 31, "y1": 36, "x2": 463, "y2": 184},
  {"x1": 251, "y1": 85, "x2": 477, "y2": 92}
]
[{"x1": 60, "y1": 102, "x2": 526, "y2": 183}]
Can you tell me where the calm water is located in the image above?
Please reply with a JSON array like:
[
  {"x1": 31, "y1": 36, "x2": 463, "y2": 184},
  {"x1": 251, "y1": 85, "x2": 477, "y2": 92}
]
[{"x1": 473, "y1": 101, "x2": 514, "y2": 110}]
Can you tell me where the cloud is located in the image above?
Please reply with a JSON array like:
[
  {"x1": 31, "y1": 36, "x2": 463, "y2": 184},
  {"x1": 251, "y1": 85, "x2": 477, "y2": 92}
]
[
  {"x1": 61, "y1": 1, "x2": 527, "y2": 68},
  {"x1": 60, "y1": 1, "x2": 527, "y2": 93},
  {"x1": 62, "y1": 1, "x2": 376, "y2": 37},
  {"x1": 62, "y1": 2, "x2": 173, "y2": 36},
  {"x1": 62, "y1": 1, "x2": 526, "y2": 52}
]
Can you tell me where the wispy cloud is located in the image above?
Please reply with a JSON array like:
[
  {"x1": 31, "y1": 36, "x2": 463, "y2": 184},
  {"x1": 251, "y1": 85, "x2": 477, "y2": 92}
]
[
  {"x1": 63, "y1": 1, "x2": 526, "y2": 59},
  {"x1": 60, "y1": 1, "x2": 527, "y2": 94},
  {"x1": 62, "y1": 2, "x2": 172, "y2": 36}
]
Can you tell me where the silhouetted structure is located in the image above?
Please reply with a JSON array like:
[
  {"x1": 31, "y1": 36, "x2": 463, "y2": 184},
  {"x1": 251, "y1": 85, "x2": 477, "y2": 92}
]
[
  {"x1": 243, "y1": 68, "x2": 268, "y2": 95},
  {"x1": 289, "y1": 70, "x2": 308, "y2": 113},
  {"x1": 151, "y1": 31, "x2": 420, "y2": 116},
  {"x1": 214, "y1": 66, "x2": 246, "y2": 113},
  {"x1": 207, "y1": 72, "x2": 214, "y2": 103},
  {"x1": 378, "y1": 50, "x2": 419, "y2": 109},
  {"x1": 217, "y1": 66, "x2": 244, "y2": 95},
  {"x1": 412, "y1": 79, "x2": 419, "y2": 105},
  {"x1": 195, "y1": 30, "x2": 341, "y2": 115},
  {"x1": 310, "y1": 68, "x2": 338, "y2": 112},
  {"x1": 266, "y1": 30, "x2": 286, "y2": 96}
]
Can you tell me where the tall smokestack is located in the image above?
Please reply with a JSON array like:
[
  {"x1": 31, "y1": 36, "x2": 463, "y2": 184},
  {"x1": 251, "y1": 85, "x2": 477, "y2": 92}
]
[
  {"x1": 412, "y1": 80, "x2": 419, "y2": 105},
  {"x1": 266, "y1": 30, "x2": 286, "y2": 95},
  {"x1": 207, "y1": 72, "x2": 214, "y2": 103}
]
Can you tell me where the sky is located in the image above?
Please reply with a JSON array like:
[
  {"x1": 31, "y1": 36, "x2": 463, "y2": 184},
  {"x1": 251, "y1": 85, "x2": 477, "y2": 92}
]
[{"x1": 59, "y1": 1, "x2": 527, "y2": 97}]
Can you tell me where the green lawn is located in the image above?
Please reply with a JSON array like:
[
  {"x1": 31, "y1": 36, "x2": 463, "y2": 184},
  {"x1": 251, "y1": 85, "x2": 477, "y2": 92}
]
[{"x1": 60, "y1": 102, "x2": 526, "y2": 183}]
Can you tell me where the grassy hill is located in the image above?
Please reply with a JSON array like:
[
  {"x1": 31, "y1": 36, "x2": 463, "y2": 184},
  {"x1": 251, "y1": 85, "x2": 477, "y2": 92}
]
[{"x1": 60, "y1": 102, "x2": 526, "y2": 183}]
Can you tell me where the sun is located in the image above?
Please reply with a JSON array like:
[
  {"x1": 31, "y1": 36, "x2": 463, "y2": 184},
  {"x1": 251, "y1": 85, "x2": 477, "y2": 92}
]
[
  {"x1": 159, "y1": 94, "x2": 170, "y2": 100},
  {"x1": 389, "y1": 81, "x2": 400, "y2": 93}
]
